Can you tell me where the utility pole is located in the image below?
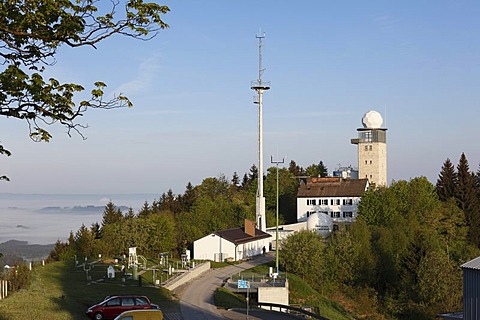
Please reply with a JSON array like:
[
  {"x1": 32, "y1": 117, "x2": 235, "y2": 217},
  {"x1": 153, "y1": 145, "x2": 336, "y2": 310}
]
[{"x1": 271, "y1": 155, "x2": 284, "y2": 274}]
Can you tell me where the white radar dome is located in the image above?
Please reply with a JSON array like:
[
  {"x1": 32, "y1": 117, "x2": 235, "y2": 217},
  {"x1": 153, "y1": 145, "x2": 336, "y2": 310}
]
[
  {"x1": 307, "y1": 212, "x2": 333, "y2": 238},
  {"x1": 362, "y1": 110, "x2": 383, "y2": 129}
]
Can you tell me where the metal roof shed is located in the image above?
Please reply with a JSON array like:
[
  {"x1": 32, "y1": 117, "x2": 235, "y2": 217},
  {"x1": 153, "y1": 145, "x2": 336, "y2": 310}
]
[{"x1": 462, "y1": 256, "x2": 480, "y2": 320}]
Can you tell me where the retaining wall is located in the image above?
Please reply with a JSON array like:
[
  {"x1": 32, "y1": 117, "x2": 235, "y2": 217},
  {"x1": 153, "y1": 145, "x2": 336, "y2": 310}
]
[{"x1": 163, "y1": 261, "x2": 210, "y2": 291}]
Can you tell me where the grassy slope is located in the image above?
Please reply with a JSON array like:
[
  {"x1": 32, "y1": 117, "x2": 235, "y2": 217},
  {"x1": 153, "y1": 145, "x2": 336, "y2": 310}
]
[
  {"x1": 224, "y1": 263, "x2": 354, "y2": 320},
  {"x1": 1, "y1": 259, "x2": 355, "y2": 320},
  {"x1": 0, "y1": 261, "x2": 178, "y2": 320}
]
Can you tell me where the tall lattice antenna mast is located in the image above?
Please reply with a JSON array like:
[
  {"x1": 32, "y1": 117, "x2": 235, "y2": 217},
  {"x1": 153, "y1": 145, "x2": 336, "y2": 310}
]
[
  {"x1": 257, "y1": 32, "x2": 266, "y2": 85},
  {"x1": 251, "y1": 30, "x2": 270, "y2": 232}
]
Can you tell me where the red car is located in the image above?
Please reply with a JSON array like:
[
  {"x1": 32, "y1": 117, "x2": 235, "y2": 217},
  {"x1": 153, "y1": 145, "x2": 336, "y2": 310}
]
[{"x1": 86, "y1": 295, "x2": 158, "y2": 320}]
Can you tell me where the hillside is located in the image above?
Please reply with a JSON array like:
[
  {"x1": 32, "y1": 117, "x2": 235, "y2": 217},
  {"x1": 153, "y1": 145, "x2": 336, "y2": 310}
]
[
  {"x1": 0, "y1": 260, "x2": 177, "y2": 320},
  {"x1": 0, "y1": 240, "x2": 54, "y2": 267}
]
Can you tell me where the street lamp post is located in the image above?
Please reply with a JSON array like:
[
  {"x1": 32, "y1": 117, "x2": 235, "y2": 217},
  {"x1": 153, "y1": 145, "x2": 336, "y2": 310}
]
[{"x1": 271, "y1": 155, "x2": 284, "y2": 274}]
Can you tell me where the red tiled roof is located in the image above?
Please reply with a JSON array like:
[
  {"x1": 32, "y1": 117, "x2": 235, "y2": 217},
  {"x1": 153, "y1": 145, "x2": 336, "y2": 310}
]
[
  {"x1": 215, "y1": 227, "x2": 271, "y2": 245},
  {"x1": 297, "y1": 177, "x2": 369, "y2": 198}
]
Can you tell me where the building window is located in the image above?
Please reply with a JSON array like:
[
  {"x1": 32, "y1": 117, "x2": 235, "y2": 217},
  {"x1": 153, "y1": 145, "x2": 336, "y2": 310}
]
[
  {"x1": 336, "y1": 199, "x2": 340, "y2": 205},
  {"x1": 330, "y1": 199, "x2": 334, "y2": 205},
  {"x1": 343, "y1": 212, "x2": 353, "y2": 218},
  {"x1": 370, "y1": 160, "x2": 372, "y2": 164},
  {"x1": 369, "y1": 145, "x2": 372, "y2": 151},
  {"x1": 333, "y1": 212, "x2": 340, "y2": 218},
  {"x1": 364, "y1": 145, "x2": 368, "y2": 151},
  {"x1": 306, "y1": 211, "x2": 313, "y2": 218},
  {"x1": 322, "y1": 199, "x2": 328, "y2": 205},
  {"x1": 307, "y1": 199, "x2": 316, "y2": 206},
  {"x1": 365, "y1": 160, "x2": 368, "y2": 165}
]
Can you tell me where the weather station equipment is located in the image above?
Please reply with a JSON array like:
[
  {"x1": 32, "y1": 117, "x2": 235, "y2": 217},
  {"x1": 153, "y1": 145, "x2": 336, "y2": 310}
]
[{"x1": 307, "y1": 212, "x2": 334, "y2": 238}]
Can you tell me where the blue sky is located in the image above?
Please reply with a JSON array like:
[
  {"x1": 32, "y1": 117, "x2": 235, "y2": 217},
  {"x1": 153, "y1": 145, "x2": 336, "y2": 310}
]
[{"x1": 1, "y1": 0, "x2": 480, "y2": 194}]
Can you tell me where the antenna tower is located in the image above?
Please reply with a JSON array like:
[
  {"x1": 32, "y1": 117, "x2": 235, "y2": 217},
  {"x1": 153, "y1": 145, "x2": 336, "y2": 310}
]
[{"x1": 251, "y1": 31, "x2": 270, "y2": 232}]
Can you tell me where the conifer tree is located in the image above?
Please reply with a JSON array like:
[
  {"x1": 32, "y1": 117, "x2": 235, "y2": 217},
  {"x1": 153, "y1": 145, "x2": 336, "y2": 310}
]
[
  {"x1": 455, "y1": 153, "x2": 480, "y2": 247},
  {"x1": 179, "y1": 182, "x2": 196, "y2": 212},
  {"x1": 101, "y1": 201, "x2": 123, "y2": 227},
  {"x1": 288, "y1": 160, "x2": 303, "y2": 176},
  {"x1": 125, "y1": 207, "x2": 135, "y2": 220},
  {"x1": 137, "y1": 201, "x2": 151, "y2": 218},
  {"x1": 318, "y1": 161, "x2": 328, "y2": 177},
  {"x1": 436, "y1": 158, "x2": 457, "y2": 201},
  {"x1": 232, "y1": 172, "x2": 240, "y2": 187}
]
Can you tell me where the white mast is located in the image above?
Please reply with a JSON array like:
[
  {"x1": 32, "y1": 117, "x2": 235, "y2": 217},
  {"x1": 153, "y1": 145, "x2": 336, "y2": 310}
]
[{"x1": 251, "y1": 31, "x2": 270, "y2": 232}]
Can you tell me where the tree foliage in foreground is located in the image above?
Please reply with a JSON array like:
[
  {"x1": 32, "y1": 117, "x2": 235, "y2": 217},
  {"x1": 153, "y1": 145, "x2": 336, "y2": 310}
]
[
  {"x1": 0, "y1": 0, "x2": 170, "y2": 179},
  {"x1": 281, "y1": 177, "x2": 478, "y2": 319}
]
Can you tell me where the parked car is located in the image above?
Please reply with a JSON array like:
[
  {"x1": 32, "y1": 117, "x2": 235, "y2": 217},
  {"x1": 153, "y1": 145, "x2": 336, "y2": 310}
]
[
  {"x1": 113, "y1": 309, "x2": 164, "y2": 320},
  {"x1": 86, "y1": 295, "x2": 156, "y2": 320}
]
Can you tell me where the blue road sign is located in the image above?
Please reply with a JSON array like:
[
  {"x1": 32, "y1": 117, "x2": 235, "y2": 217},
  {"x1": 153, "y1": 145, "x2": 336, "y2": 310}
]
[{"x1": 237, "y1": 279, "x2": 250, "y2": 289}]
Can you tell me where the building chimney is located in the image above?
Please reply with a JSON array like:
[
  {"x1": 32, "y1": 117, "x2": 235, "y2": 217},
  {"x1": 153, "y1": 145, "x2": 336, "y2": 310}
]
[{"x1": 244, "y1": 219, "x2": 256, "y2": 237}]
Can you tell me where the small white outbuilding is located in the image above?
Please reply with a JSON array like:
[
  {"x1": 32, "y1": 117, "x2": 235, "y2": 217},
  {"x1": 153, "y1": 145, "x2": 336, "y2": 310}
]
[
  {"x1": 107, "y1": 265, "x2": 115, "y2": 279},
  {"x1": 194, "y1": 219, "x2": 271, "y2": 262}
]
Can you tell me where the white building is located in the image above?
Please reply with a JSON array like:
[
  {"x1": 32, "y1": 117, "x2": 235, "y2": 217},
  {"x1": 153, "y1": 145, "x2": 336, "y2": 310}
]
[
  {"x1": 193, "y1": 220, "x2": 271, "y2": 262},
  {"x1": 297, "y1": 177, "x2": 369, "y2": 224}
]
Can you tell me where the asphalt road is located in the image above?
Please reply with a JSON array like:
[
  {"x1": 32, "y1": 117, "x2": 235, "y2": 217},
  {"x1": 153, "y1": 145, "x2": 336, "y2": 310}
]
[{"x1": 175, "y1": 253, "x2": 300, "y2": 320}]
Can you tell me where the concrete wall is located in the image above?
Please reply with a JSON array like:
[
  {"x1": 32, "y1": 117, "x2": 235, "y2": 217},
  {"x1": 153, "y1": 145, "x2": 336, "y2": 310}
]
[
  {"x1": 194, "y1": 234, "x2": 271, "y2": 262},
  {"x1": 258, "y1": 280, "x2": 289, "y2": 311},
  {"x1": 358, "y1": 140, "x2": 387, "y2": 187},
  {"x1": 193, "y1": 234, "x2": 236, "y2": 261},
  {"x1": 163, "y1": 261, "x2": 210, "y2": 291},
  {"x1": 236, "y1": 238, "x2": 270, "y2": 260}
]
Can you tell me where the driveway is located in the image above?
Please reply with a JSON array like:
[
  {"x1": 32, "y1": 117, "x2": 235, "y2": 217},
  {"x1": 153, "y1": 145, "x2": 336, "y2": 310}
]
[{"x1": 175, "y1": 253, "x2": 298, "y2": 320}]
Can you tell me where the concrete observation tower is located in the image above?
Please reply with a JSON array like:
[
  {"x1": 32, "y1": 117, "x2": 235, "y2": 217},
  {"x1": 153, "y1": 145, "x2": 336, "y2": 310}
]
[
  {"x1": 251, "y1": 32, "x2": 270, "y2": 232},
  {"x1": 351, "y1": 110, "x2": 387, "y2": 187}
]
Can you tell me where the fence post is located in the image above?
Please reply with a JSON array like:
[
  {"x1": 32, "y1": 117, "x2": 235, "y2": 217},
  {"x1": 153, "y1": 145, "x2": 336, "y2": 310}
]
[{"x1": 0, "y1": 280, "x2": 7, "y2": 299}]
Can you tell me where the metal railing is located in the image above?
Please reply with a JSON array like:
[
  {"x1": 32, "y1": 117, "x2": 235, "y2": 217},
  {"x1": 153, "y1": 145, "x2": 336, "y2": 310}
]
[{"x1": 256, "y1": 302, "x2": 329, "y2": 320}]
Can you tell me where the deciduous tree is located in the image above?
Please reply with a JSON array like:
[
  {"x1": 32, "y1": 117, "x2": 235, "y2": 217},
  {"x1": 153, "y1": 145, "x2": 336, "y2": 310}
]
[{"x1": 0, "y1": 0, "x2": 170, "y2": 178}]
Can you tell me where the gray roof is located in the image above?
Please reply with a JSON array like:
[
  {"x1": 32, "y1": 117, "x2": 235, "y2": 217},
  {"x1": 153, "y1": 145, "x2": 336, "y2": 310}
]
[
  {"x1": 297, "y1": 177, "x2": 369, "y2": 198},
  {"x1": 461, "y1": 255, "x2": 480, "y2": 270}
]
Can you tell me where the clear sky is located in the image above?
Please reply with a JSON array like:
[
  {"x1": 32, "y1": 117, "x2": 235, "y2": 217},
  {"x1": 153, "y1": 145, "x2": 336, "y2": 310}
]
[{"x1": 1, "y1": 0, "x2": 480, "y2": 195}]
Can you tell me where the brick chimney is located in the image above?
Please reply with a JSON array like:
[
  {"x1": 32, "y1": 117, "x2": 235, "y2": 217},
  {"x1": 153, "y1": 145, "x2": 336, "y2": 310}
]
[{"x1": 244, "y1": 219, "x2": 256, "y2": 237}]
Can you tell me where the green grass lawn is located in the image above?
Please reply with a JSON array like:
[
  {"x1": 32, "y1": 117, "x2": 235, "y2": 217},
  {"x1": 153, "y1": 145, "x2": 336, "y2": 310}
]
[{"x1": 0, "y1": 260, "x2": 178, "y2": 320}]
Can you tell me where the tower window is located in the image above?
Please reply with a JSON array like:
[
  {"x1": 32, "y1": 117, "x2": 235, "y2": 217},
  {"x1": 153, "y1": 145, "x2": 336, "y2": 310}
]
[
  {"x1": 365, "y1": 160, "x2": 368, "y2": 165},
  {"x1": 369, "y1": 145, "x2": 373, "y2": 151},
  {"x1": 370, "y1": 160, "x2": 372, "y2": 164},
  {"x1": 364, "y1": 145, "x2": 368, "y2": 151}
]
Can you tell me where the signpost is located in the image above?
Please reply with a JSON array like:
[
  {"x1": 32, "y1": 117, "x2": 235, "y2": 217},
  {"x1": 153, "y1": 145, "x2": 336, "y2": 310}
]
[{"x1": 237, "y1": 280, "x2": 251, "y2": 319}]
